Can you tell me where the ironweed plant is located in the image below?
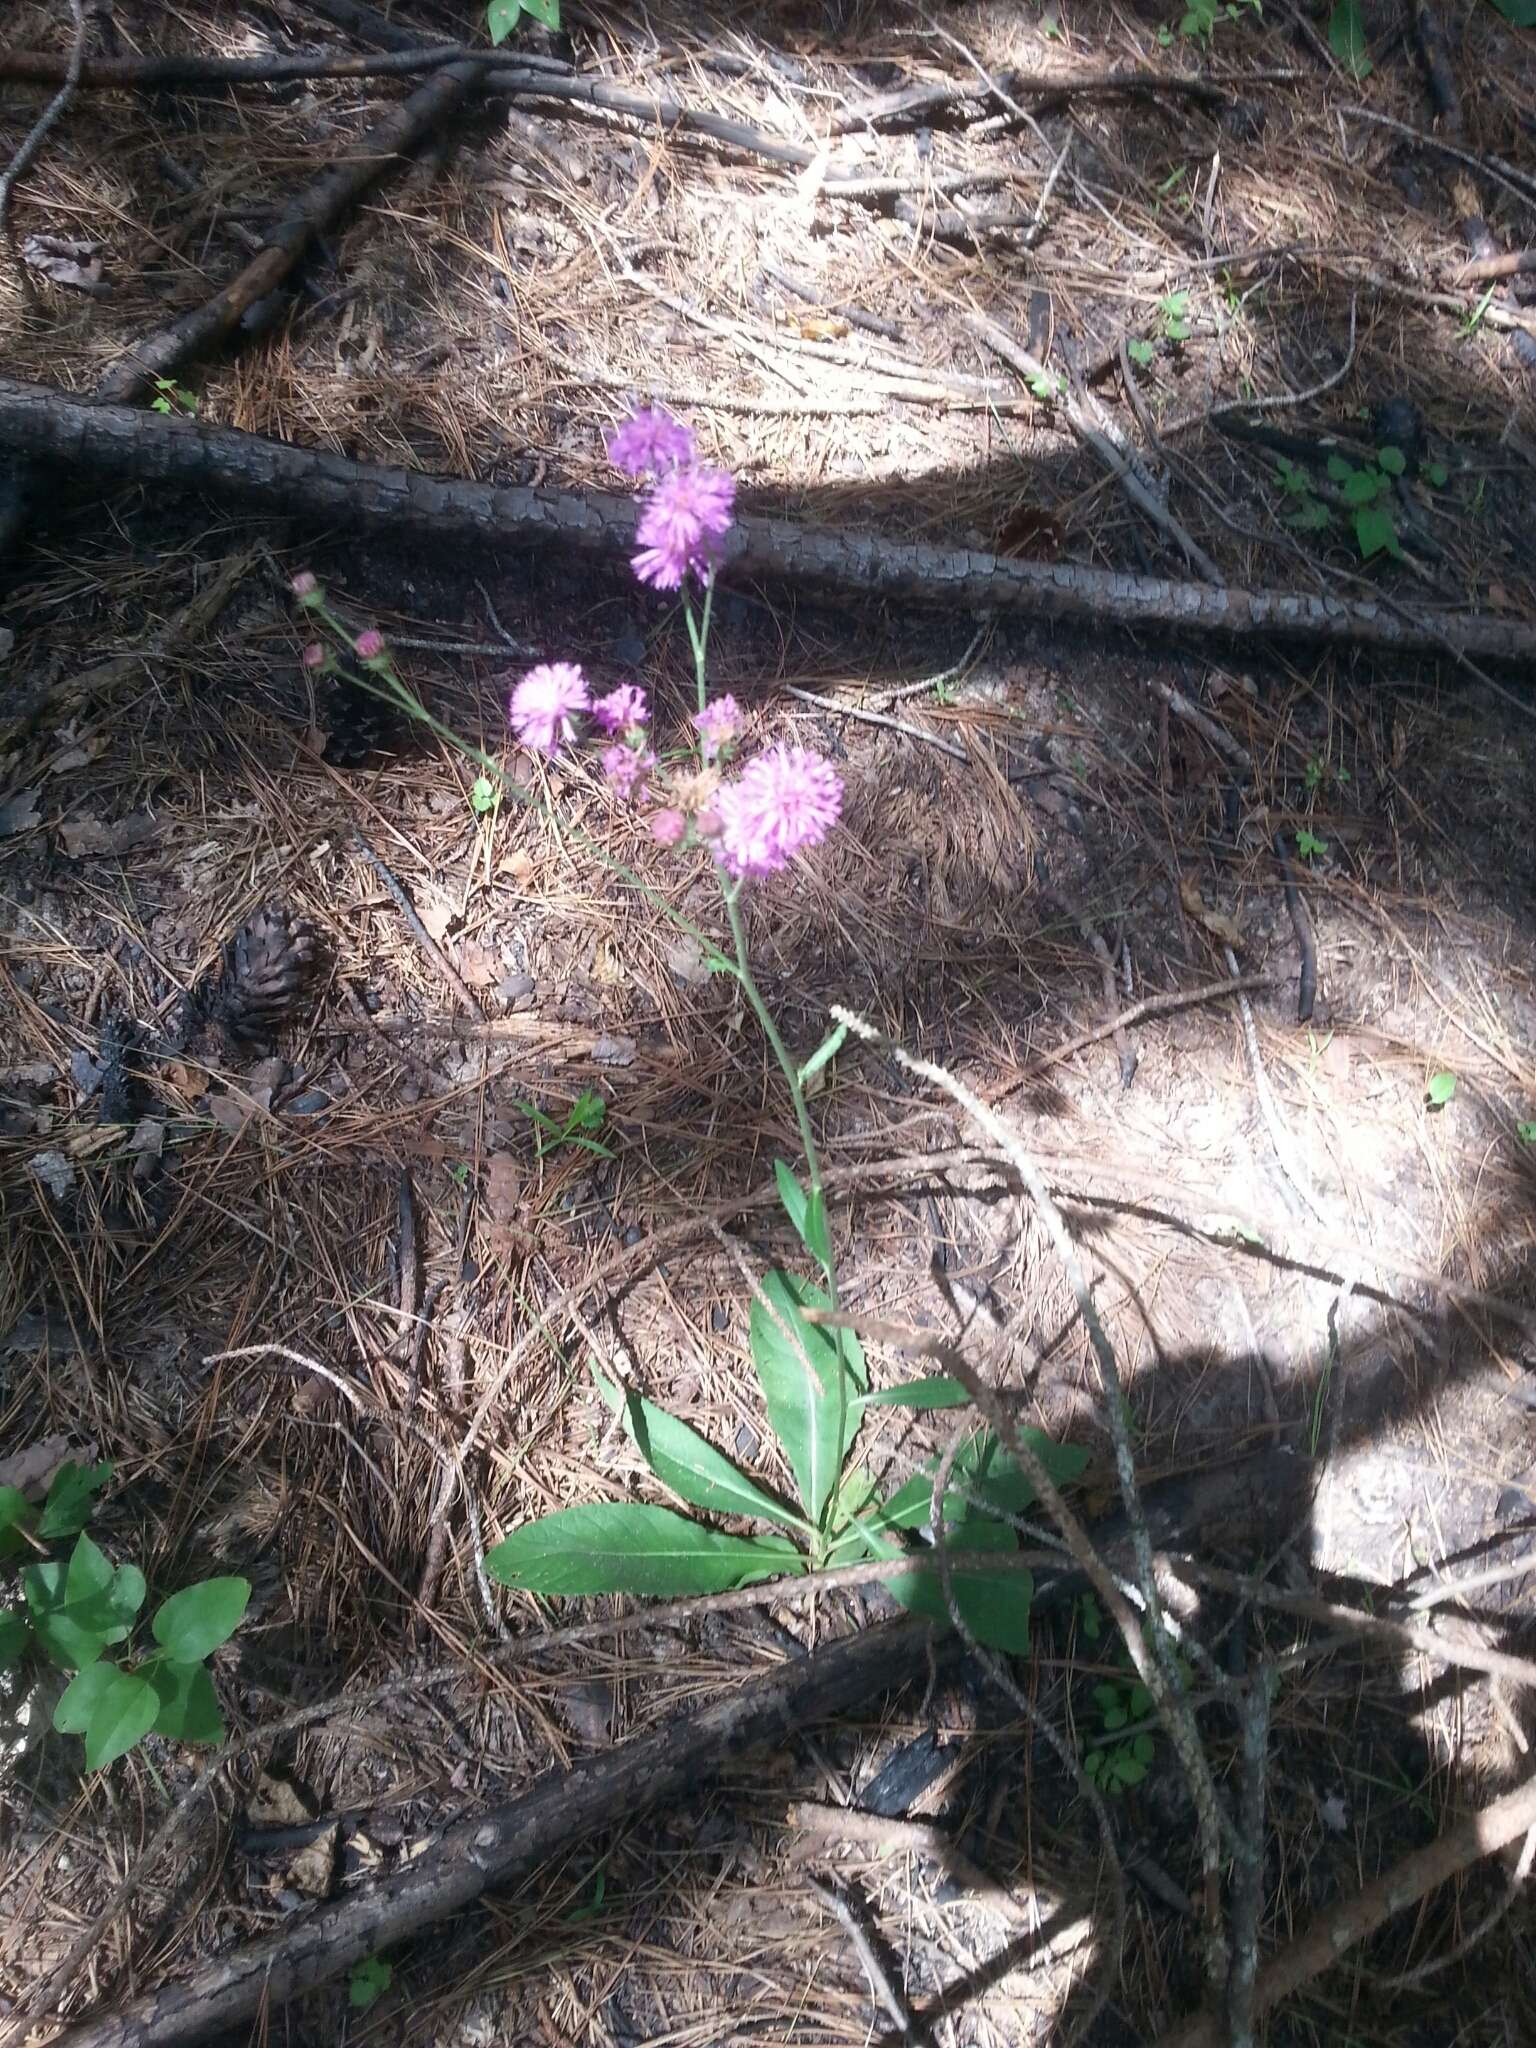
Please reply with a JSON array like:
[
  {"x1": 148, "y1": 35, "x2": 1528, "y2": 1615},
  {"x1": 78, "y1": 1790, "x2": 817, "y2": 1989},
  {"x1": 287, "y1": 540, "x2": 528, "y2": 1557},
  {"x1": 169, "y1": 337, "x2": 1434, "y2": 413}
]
[{"x1": 293, "y1": 408, "x2": 1084, "y2": 1652}]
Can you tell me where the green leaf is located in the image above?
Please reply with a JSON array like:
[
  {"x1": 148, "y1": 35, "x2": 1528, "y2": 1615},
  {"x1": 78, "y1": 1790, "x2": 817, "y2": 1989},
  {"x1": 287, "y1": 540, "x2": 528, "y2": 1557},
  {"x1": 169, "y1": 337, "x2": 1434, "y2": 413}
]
[
  {"x1": 75, "y1": 1668, "x2": 159, "y2": 1770},
  {"x1": 1326, "y1": 454, "x2": 1353, "y2": 483},
  {"x1": 470, "y1": 775, "x2": 497, "y2": 814},
  {"x1": 39, "y1": 1460, "x2": 111, "y2": 1540},
  {"x1": 861, "y1": 1429, "x2": 1087, "y2": 1537},
  {"x1": 0, "y1": 1486, "x2": 30, "y2": 1536},
  {"x1": 1327, "y1": 0, "x2": 1371, "y2": 77},
  {"x1": 887, "y1": 1519, "x2": 1033, "y2": 1654},
  {"x1": 1286, "y1": 499, "x2": 1333, "y2": 534},
  {"x1": 568, "y1": 1088, "x2": 606, "y2": 1132},
  {"x1": 1132, "y1": 1731, "x2": 1156, "y2": 1763},
  {"x1": 1114, "y1": 1752, "x2": 1149, "y2": 1787},
  {"x1": 0, "y1": 1610, "x2": 32, "y2": 1670},
  {"x1": 144, "y1": 1658, "x2": 226, "y2": 1743},
  {"x1": 151, "y1": 1578, "x2": 250, "y2": 1663},
  {"x1": 854, "y1": 1376, "x2": 971, "y2": 1412},
  {"x1": 590, "y1": 1369, "x2": 809, "y2": 1532},
  {"x1": 797, "y1": 1022, "x2": 848, "y2": 1088},
  {"x1": 485, "y1": 1504, "x2": 805, "y2": 1597},
  {"x1": 773, "y1": 1161, "x2": 832, "y2": 1276},
  {"x1": 749, "y1": 1272, "x2": 860, "y2": 1523},
  {"x1": 1127, "y1": 338, "x2": 1156, "y2": 368},
  {"x1": 1341, "y1": 468, "x2": 1382, "y2": 506},
  {"x1": 1295, "y1": 828, "x2": 1328, "y2": 859},
  {"x1": 66, "y1": 1532, "x2": 114, "y2": 1604},
  {"x1": 1427, "y1": 1070, "x2": 1457, "y2": 1106},
  {"x1": 1424, "y1": 461, "x2": 1448, "y2": 488},
  {"x1": 1354, "y1": 504, "x2": 1401, "y2": 560},
  {"x1": 54, "y1": 1660, "x2": 118, "y2": 1734},
  {"x1": 1376, "y1": 444, "x2": 1407, "y2": 477},
  {"x1": 1517, "y1": 1120, "x2": 1536, "y2": 1144},
  {"x1": 349, "y1": 1957, "x2": 392, "y2": 2011},
  {"x1": 520, "y1": 0, "x2": 560, "y2": 23},
  {"x1": 486, "y1": 0, "x2": 522, "y2": 43}
]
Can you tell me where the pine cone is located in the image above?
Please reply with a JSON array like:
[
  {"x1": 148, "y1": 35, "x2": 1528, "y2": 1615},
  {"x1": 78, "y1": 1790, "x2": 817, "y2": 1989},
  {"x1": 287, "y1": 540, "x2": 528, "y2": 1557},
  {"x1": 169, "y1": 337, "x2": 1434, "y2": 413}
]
[
  {"x1": 323, "y1": 676, "x2": 401, "y2": 768},
  {"x1": 201, "y1": 905, "x2": 319, "y2": 1046}
]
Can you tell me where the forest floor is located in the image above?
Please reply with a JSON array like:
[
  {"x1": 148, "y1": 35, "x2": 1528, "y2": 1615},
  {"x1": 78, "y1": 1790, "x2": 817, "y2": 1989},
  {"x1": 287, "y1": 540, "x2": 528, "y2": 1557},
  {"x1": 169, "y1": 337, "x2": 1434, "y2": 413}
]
[{"x1": 1, "y1": 1, "x2": 1535, "y2": 2044}]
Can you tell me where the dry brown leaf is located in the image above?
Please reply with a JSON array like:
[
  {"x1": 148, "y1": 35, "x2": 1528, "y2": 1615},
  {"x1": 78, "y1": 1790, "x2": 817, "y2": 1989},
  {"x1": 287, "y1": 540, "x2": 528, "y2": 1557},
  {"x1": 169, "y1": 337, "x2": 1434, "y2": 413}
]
[
  {"x1": 282, "y1": 1825, "x2": 338, "y2": 1900},
  {"x1": 248, "y1": 1768, "x2": 315, "y2": 1827},
  {"x1": 797, "y1": 314, "x2": 851, "y2": 342},
  {"x1": 0, "y1": 1435, "x2": 78, "y2": 1495},
  {"x1": 0, "y1": 789, "x2": 42, "y2": 836},
  {"x1": 485, "y1": 1150, "x2": 521, "y2": 1224},
  {"x1": 58, "y1": 813, "x2": 159, "y2": 858},
  {"x1": 1179, "y1": 877, "x2": 1244, "y2": 949}
]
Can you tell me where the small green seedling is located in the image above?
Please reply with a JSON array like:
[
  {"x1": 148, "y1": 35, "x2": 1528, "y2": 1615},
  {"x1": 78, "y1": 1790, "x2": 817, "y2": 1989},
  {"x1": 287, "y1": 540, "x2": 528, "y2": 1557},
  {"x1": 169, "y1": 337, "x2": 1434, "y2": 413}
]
[
  {"x1": 1084, "y1": 1676, "x2": 1157, "y2": 1793},
  {"x1": 1274, "y1": 459, "x2": 1334, "y2": 537},
  {"x1": 1460, "y1": 286, "x2": 1496, "y2": 337},
  {"x1": 1427, "y1": 1070, "x2": 1457, "y2": 1107},
  {"x1": 348, "y1": 1957, "x2": 392, "y2": 2011},
  {"x1": 1516, "y1": 1120, "x2": 1536, "y2": 1144},
  {"x1": 470, "y1": 775, "x2": 498, "y2": 815},
  {"x1": 1, "y1": 1462, "x2": 248, "y2": 1771},
  {"x1": 1159, "y1": 0, "x2": 1260, "y2": 44},
  {"x1": 1127, "y1": 337, "x2": 1157, "y2": 369},
  {"x1": 1157, "y1": 291, "x2": 1192, "y2": 343},
  {"x1": 1028, "y1": 368, "x2": 1065, "y2": 402},
  {"x1": 1295, "y1": 828, "x2": 1327, "y2": 860},
  {"x1": 486, "y1": 0, "x2": 558, "y2": 45},
  {"x1": 1327, "y1": 452, "x2": 1403, "y2": 562},
  {"x1": 516, "y1": 1087, "x2": 614, "y2": 1160},
  {"x1": 150, "y1": 377, "x2": 197, "y2": 417}
]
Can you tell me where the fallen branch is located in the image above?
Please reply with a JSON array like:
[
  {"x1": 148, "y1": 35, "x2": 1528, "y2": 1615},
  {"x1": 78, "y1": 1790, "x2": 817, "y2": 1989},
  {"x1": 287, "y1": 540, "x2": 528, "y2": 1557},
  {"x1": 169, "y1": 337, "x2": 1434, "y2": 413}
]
[
  {"x1": 44, "y1": 1619, "x2": 938, "y2": 2048},
  {"x1": 1155, "y1": 1766, "x2": 1536, "y2": 2048},
  {"x1": 0, "y1": 42, "x2": 475, "y2": 89},
  {"x1": 5, "y1": 378, "x2": 1535, "y2": 662},
  {"x1": 93, "y1": 58, "x2": 486, "y2": 402}
]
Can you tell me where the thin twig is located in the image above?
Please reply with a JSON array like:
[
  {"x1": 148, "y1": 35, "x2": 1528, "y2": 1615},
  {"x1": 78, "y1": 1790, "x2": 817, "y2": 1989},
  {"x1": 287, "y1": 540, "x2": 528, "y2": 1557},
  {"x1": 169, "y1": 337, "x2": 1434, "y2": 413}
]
[
  {"x1": 807, "y1": 1877, "x2": 919, "y2": 2040},
  {"x1": 986, "y1": 975, "x2": 1274, "y2": 1101},
  {"x1": 0, "y1": 0, "x2": 89, "y2": 305},
  {"x1": 350, "y1": 830, "x2": 484, "y2": 1017},
  {"x1": 1223, "y1": 947, "x2": 1329, "y2": 1225},
  {"x1": 832, "y1": 1005, "x2": 1232, "y2": 1981}
]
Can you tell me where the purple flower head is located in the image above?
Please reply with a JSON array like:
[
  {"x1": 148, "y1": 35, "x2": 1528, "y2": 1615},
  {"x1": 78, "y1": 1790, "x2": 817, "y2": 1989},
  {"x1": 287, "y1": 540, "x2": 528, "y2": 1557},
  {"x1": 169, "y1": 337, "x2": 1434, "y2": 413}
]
[
  {"x1": 631, "y1": 465, "x2": 736, "y2": 591},
  {"x1": 291, "y1": 571, "x2": 322, "y2": 608},
  {"x1": 607, "y1": 407, "x2": 696, "y2": 477},
  {"x1": 301, "y1": 641, "x2": 327, "y2": 671},
  {"x1": 715, "y1": 744, "x2": 843, "y2": 881},
  {"x1": 591, "y1": 683, "x2": 649, "y2": 736},
  {"x1": 354, "y1": 629, "x2": 387, "y2": 667},
  {"x1": 601, "y1": 743, "x2": 654, "y2": 800},
  {"x1": 509, "y1": 661, "x2": 591, "y2": 755},
  {"x1": 693, "y1": 694, "x2": 743, "y2": 760},
  {"x1": 649, "y1": 807, "x2": 687, "y2": 847}
]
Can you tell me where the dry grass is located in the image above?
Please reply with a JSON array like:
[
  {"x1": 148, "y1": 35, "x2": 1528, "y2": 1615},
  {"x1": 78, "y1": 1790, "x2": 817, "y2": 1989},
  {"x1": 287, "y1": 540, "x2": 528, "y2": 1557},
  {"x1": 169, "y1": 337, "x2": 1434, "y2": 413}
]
[{"x1": 2, "y1": 0, "x2": 1536, "y2": 2042}]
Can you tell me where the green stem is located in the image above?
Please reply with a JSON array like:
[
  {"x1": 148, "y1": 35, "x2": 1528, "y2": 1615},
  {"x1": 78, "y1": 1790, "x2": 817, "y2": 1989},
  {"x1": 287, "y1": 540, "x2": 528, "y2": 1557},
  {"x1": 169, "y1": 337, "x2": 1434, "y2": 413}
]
[{"x1": 682, "y1": 575, "x2": 715, "y2": 717}]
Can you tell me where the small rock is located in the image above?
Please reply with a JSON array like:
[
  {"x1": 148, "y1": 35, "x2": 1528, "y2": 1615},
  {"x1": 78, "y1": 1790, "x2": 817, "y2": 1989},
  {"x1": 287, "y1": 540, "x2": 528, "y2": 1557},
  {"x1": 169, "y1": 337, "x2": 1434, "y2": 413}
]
[
  {"x1": 27, "y1": 1150, "x2": 74, "y2": 1200},
  {"x1": 287, "y1": 1090, "x2": 332, "y2": 1116},
  {"x1": 70, "y1": 1050, "x2": 105, "y2": 1093}
]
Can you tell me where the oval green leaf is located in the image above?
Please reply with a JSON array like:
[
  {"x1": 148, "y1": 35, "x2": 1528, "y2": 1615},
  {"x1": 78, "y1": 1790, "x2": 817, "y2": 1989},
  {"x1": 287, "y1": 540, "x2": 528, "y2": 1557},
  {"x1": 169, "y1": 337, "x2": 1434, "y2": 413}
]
[
  {"x1": 590, "y1": 1369, "x2": 809, "y2": 1533},
  {"x1": 486, "y1": 1504, "x2": 806, "y2": 1598},
  {"x1": 54, "y1": 1660, "x2": 117, "y2": 1734},
  {"x1": 887, "y1": 1519, "x2": 1034, "y2": 1654},
  {"x1": 1427, "y1": 1070, "x2": 1457, "y2": 1105},
  {"x1": 145, "y1": 1658, "x2": 226, "y2": 1743},
  {"x1": 39, "y1": 1460, "x2": 111, "y2": 1540},
  {"x1": 749, "y1": 1272, "x2": 859, "y2": 1524},
  {"x1": 0, "y1": 1610, "x2": 30, "y2": 1670},
  {"x1": 151, "y1": 1578, "x2": 250, "y2": 1663},
  {"x1": 83, "y1": 1670, "x2": 160, "y2": 1770}
]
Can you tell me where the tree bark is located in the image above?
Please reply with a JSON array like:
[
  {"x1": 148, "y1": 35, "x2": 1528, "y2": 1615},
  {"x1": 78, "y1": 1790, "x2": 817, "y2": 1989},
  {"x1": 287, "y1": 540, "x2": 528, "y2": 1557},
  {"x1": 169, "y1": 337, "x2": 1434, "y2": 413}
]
[{"x1": 2, "y1": 375, "x2": 1534, "y2": 663}]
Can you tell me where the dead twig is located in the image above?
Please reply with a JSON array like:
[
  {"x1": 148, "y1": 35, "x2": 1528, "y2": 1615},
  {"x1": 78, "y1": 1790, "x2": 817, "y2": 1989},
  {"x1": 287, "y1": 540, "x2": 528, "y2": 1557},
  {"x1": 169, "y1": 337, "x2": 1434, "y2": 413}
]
[
  {"x1": 987, "y1": 975, "x2": 1274, "y2": 1101},
  {"x1": 1155, "y1": 1766, "x2": 1536, "y2": 2048},
  {"x1": 350, "y1": 832, "x2": 484, "y2": 1018},
  {"x1": 1272, "y1": 832, "x2": 1317, "y2": 1024},
  {"x1": 807, "y1": 1876, "x2": 919, "y2": 2041},
  {"x1": 0, "y1": 0, "x2": 87, "y2": 306}
]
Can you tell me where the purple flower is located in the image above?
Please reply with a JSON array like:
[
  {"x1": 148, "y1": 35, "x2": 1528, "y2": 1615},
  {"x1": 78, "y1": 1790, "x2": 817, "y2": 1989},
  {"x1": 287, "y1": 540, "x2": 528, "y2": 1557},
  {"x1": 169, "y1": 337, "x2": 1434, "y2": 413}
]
[
  {"x1": 354, "y1": 629, "x2": 386, "y2": 665},
  {"x1": 291, "y1": 571, "x2": 321, "y2": 607},
  {"x1": 601, "y1": 744, "x2": 653, "y2": 800},
  {"x1": 607, "y1": 407, "x2": 697, "y2": 477},
  {"x1": 509, "y1": 661, "x2": 591, "y2": 755},
  {"x1": 631, "y1": 466, "x2": 736, "y2": 591},
  {"x1": 649, "y1": 807, "x2": 687, "y2": 846},
  {"x1": 693, "y1": 694, "x2": 743, "y2": 760},
  {"x1": 715, "y1": 745, "x2": 843, "y2": 880},
  {"x1": 591, "y1": 684, "x2": 649, "y2": 735},
  {"x1": 301, "y1": 642, "x2": 326, "y2": 670}
]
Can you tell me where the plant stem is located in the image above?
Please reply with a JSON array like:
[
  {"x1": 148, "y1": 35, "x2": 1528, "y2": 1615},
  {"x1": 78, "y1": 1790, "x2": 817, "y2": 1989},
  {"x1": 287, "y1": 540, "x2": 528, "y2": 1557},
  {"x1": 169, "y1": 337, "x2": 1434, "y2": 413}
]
[{"x1": 682, "y1": 576, "x2": 715, "y2": 716}]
